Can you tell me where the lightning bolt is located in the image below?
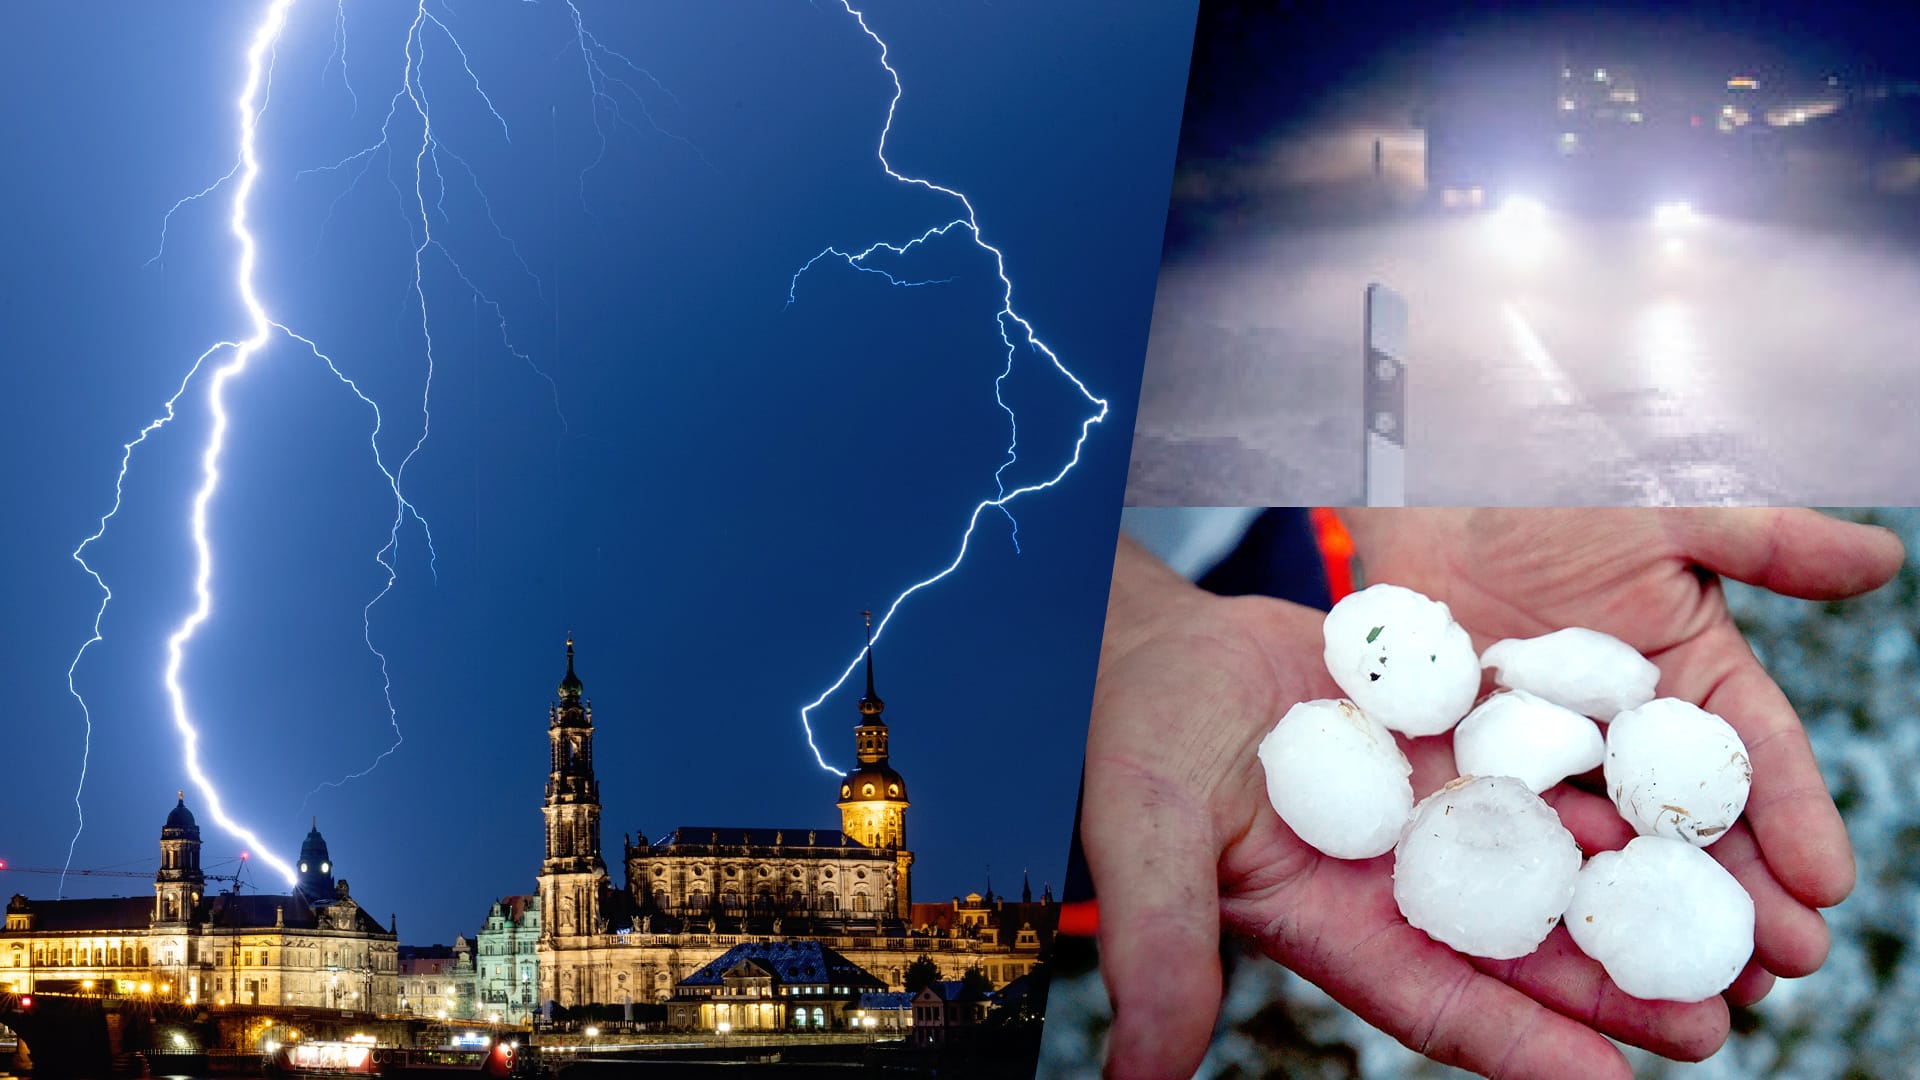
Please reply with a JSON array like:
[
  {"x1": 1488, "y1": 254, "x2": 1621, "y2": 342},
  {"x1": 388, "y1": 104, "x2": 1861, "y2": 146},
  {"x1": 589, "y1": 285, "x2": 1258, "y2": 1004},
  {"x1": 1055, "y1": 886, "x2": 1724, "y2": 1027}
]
[
  {"x1": 66, "y1": 0, "x2": 598, "y2": 879},
  {"x1": 787, "y1": 1, "x2": 1109, "y2": 776}
]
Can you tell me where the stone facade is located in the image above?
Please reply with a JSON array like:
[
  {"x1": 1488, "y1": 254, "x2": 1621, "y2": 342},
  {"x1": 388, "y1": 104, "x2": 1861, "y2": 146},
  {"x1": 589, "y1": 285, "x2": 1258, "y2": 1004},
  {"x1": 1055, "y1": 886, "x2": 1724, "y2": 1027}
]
[
  {"x1": 397, "y1": 938, "x2": 476, "y2": 1019},
  {"x1": 532, "y1": 631, "x2": 1056, "y2": 1013},
  {"x1": 474, "y1": 895, "x2": 540, "y2": 1023},
  {"x1": 1, "y1": 798, "x2": 398, "y2": 1013}
]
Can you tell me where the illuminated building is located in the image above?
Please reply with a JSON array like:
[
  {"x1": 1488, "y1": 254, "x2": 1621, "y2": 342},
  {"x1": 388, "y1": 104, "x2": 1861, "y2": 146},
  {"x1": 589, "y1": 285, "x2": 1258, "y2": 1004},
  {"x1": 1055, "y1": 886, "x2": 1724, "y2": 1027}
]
[
  {"x1": 663, "y1": 941, "x2": 885, "y2": 1032},
  {"x1": 1, "y1": 798, "x2": 398, "y2": 1012},
  {"x1": 474, "y1": 895, "x2": 540, "y2": 1023},
  {"x1": 397, "y1": 938, "x2": 475, "y2": 1019},
  {"x1": 534, "y1": 627, "x2": 1054, "y2": 1012}
]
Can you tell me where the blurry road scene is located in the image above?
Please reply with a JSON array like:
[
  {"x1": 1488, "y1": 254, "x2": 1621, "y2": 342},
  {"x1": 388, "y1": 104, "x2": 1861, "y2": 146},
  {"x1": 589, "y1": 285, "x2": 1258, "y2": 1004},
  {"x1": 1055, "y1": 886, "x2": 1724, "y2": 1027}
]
[{"x1": 1128, "y1": 2, "x2": 1920, "y2": 505}]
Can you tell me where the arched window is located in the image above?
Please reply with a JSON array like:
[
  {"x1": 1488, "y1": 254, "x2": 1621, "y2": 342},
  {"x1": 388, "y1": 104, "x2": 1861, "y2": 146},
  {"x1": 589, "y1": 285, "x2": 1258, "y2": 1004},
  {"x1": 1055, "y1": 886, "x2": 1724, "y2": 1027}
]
[
  {"x1": 853, "y1": 893, "x2": 868, "y2": 913},
  {"x1": 140, "y1": 946, "x2": 150, "y2": 966}
]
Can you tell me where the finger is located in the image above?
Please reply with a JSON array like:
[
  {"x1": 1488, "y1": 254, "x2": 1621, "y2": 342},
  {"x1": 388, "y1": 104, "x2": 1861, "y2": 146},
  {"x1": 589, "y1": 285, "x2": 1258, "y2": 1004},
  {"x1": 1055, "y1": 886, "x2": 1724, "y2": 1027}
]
[
  {"x1": 1716, "y1": 652, "x2": 1854, "y2": 909},
  {"x1": 1709, "y1": 821, "x2": 1831, "y2": 978},
  {"x1": 1724, "y1": 957, "x2": 1776, "y2": 1008},
  {"x1": 1474, "y1": 926, "x2": 1731, "y2": 1062},
  {"x1": 1230, "y1": 842, "x2": 1635, "y2": 1080},
  {"x1": 1082, "y1": 754, "x2": 1224, "y2": 1079},
  {"x1": 1541, "y1": 785, "x2": 1637, "y2": 854},
  {"x1": 1304, "y1": 918, "x2": 1634, "y2": 1080},
  {"x1": 1674, "y1": 508, "x2": 1904, "y2": 601},
  {"x1": 1657, "y1": 622, "x2": 1856, "y2": 909}
]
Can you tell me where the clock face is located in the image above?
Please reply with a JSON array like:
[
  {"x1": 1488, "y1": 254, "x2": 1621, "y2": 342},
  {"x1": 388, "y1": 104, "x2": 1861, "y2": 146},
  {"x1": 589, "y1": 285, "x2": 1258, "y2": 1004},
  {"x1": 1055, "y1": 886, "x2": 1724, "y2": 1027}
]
[{"x1": 321, "y1": 862, "x2": 330, "y2": 874}]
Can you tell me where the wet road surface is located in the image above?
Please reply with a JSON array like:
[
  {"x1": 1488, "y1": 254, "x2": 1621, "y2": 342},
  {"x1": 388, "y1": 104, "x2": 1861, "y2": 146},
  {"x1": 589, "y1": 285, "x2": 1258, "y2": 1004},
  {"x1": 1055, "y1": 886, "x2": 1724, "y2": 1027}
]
[{"x1": 1126, "y1": 204, "x2": 1920, "y2": 505}]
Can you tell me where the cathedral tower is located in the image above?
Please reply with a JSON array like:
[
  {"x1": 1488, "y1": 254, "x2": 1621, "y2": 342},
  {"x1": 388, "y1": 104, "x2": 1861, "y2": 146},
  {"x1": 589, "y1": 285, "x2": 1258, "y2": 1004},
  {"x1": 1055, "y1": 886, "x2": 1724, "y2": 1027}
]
[
  {"x1": 538, "y1": 636, "x2": 610, "y2": 947},
  {"x1": 154, "y1": 792, "x2": 204, "y2": 926},
  {"x1": 836, "y1": 613, "x2": 912, "y2": 917},
  {"x1": 296, "y1": 820, "x2": 338, "y2": 903}
]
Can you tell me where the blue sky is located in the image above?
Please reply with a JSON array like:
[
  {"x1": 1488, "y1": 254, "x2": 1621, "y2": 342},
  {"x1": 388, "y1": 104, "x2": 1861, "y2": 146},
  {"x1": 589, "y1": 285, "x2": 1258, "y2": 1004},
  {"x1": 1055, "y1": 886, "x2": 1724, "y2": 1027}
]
[{"x1": 0, "y1": 1, "x2": 1195, "y2": 940}]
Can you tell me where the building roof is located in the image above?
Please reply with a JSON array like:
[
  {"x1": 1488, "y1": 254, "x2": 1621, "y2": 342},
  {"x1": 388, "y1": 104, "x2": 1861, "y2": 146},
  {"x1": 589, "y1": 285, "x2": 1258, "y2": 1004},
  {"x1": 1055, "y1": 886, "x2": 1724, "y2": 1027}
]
[
  {"x1": 677, "y1": 941, "x2": 885, "y2": 991},
  {"x1": 0, "y1": 889, "x2": 390, "y2": 937},
  {"x1": 400, "y1": 956, "x2": 460, "y2": 976},
  {"x1": 644, "y1": 827, "x2": 876, "y2": 854},
  {"x1": 857, "y1": 991, "x2": 916, "y2": 1011},
  {"x1": 917, "y1": 980, "x2": 987, "y2": 1003},
  {"x1": 4, "y1": 897, "x2": 153, "y2": 932},
  {"x1": 495, "y1": 895, "x2": 538, "y2": 923},
  {"x1": 163, "y1": 795, "x2": 199, "y2": 836},
  {"x1": 908, "y1": 896, "x2": 1058, "y2": 951}
]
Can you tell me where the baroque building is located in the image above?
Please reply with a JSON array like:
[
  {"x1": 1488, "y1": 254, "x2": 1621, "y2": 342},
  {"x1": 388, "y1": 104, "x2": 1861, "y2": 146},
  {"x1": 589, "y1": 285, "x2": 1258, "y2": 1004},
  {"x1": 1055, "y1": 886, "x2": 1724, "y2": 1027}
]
[
  {"x1": 534, "y1": 623, "x2": 1052, "y2": 1012},
  {"x1": 2, "y1": 798, "x2": 398, "y2": 1012},
  {"x1": 474, "y1": 895, "x2": 541, "y2": 1023}
]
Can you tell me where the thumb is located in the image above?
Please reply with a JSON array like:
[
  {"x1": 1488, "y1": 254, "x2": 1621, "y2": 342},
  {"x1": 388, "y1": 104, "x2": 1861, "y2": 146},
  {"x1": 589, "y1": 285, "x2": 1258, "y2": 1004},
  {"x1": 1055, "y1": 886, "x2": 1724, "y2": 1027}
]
[
  {"x1": 1082, "y1": 743, "x2": 1223, "y2": 1079},
  {"x1": 1674, "y1": 509, "x2": 1904, "y2": 600}
]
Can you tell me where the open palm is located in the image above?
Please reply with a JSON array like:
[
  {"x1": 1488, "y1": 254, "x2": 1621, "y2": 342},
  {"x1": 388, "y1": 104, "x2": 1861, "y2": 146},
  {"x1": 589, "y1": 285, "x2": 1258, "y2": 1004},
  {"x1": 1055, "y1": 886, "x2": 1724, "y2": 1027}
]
[{"x1": 1084, "y1": 510, "x2": 1902, "y2": 1080}]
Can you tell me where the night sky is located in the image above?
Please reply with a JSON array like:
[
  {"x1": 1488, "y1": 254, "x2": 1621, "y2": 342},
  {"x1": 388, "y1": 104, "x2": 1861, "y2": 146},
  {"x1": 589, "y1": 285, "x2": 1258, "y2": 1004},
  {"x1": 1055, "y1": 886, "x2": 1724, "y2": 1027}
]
[{"x1": 0, "y1": 1, "x2": 1195, "y2": 942}]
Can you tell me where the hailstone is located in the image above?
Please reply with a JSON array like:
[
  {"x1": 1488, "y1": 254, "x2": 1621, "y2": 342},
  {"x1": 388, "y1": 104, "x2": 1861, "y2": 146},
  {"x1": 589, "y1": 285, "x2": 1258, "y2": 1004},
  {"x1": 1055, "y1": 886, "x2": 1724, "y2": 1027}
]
[
  {"x1": 1392, "y1": 775, "x2": 1583, "y2": 959},
  {"x1": 1258, "y1": 698, "x2": 1413, "y2": 859},
  {"x1": 1481, "y1": 628, "x2": 1660, "y2": 720},
  {"x1": 1605, "y1": 698, "x2": 1752, "y2": 847},
  {"x1": 1565, "y1": 835, "x2": 1755, "y2": 1002},
  {"x1": 1323, "y1": 584, "x2": 1480, "y2": 737},
  {"x1": 1453, "y1": 689, "x2": 1605, "y2": 793}
]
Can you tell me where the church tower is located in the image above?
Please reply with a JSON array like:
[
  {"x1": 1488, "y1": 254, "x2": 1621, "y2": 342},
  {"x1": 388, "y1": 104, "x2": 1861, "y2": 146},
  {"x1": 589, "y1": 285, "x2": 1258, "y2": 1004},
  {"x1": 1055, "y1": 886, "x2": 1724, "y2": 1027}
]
[
  {"x1": 836, "y1": 613, "x2": 912, "y2": 917},
  {"x1": 538, "y1": 636, "x2": 610, "y2": 946},
  {"x1": 154, "y1": 792, "x2": 204, "y2": 926},
  {"x1": 296, "y1": 821, "x2": 338, "y2": 903}
]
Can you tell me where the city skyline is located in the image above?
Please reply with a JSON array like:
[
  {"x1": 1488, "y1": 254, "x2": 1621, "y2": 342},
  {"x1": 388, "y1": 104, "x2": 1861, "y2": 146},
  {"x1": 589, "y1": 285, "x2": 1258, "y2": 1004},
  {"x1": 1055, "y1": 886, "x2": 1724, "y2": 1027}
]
[{"x1": 0, "y1": 0, "x2": 1197, "y2": 940}]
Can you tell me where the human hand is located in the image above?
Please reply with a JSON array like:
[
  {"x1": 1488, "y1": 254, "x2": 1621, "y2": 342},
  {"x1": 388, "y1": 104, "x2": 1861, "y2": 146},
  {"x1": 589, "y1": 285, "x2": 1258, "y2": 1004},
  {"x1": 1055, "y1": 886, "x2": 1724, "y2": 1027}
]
[
  {"x1": 1082, "y1": 511, "x2": 1902, "y2": 1080},
  {"x1": 1341, "y1": 508, "x2": 1905, "y2": 1003}
]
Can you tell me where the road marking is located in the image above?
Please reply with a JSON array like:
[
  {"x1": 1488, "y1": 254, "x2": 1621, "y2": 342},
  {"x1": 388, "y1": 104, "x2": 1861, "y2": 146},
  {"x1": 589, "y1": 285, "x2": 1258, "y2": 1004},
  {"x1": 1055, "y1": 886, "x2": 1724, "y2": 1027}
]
[{"x1": 1498, "y1": 302, "x2": 1675, "y2": 503}]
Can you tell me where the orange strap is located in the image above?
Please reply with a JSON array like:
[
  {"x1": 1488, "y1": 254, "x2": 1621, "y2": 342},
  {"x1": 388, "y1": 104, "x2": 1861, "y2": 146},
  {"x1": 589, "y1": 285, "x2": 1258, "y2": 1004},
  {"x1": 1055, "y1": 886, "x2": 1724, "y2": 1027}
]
[
  {"x1": 1310, "y1": 507, "x2": 1355, "y2": 602},
  {"x1": 1058, "y1": 899, "x2": 1099, "y2": 936}
]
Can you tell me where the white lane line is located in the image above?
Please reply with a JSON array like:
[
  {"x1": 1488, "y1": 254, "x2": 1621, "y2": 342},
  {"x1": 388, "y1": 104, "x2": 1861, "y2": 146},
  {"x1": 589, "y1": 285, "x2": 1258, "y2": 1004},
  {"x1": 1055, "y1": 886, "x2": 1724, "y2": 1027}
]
[
  {"x1": 1500, "y1": 302, "x2": 1575, "y2": 406},
  {"x1": 1499, "y1": 301, "x2": 1675, "y2": 504}
]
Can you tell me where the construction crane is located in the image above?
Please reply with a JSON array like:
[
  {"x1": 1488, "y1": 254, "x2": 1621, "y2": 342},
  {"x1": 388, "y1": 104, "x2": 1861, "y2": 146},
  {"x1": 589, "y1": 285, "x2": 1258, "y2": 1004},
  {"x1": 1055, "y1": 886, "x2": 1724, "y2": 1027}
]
[{"x1": 0, "y1": 858, "x2": 251, "y2": 889}]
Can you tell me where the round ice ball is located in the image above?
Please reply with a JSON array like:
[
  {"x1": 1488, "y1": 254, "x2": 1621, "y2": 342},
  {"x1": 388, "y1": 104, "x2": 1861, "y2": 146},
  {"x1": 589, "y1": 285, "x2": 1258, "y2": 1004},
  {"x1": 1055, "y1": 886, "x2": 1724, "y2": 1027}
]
[
  {"x1": 1453, "y1": 689, "x2": 1605, "y2": 794},
  {"x1": 1258, "y1": 698, "x2": 1413, "y2": 860},
  {"x1": 1323, "y1": 584, "x2": 1480, "y2": 737},
  {"x1": 1566, "y1": 835, "x2": 1755, "y2": 1002},
  {"x1": 1481, "y1": 627, "x2": 1659, "y2": 721},
  {"x1": 1604, "y1": 698, "x2": 1751, "y2": 847},
  {"x1": 1392, "y1": 775, "x2": 1583, "y2": 959}
]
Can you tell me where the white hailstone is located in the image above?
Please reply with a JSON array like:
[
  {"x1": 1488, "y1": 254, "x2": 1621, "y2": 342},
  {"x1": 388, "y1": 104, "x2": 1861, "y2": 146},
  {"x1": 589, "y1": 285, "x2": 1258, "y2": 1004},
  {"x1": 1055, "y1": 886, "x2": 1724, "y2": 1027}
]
[
  {"x1": 1480, "y1": 628, "x2": 1660, "y2": 720},
  {"x1": 1323, "y1": 584, "x2": 1480, "y2": 737},
  {"x1": 1392, "y1": 775, "x2": 1583, "y2": 959},
  {"x1": 1453, "y1": 689, "x2": 1606, "y2": 794},
  {"x1": 1605, "y1": 698, "x2": 1752, "y2": 847},
  {"x1": 1258, "y1": 698, "x2": 1413, "y2": 860},
  {"x1": 1566, "y1": 835, "x2": 1755, "y2": 1002}
]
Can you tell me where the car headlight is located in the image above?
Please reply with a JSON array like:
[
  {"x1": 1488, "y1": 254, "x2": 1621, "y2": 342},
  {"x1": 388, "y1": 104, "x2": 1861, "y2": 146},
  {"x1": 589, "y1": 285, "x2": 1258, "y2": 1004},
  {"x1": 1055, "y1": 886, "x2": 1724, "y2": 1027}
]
[
  {"x1": 1496, "y1": 194, "x2": 1549, "y2": 225},
  {"x1": 1653, "y1": 201, "x2": 1695, "y2": 230}
]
